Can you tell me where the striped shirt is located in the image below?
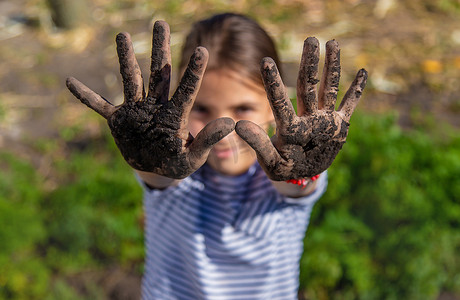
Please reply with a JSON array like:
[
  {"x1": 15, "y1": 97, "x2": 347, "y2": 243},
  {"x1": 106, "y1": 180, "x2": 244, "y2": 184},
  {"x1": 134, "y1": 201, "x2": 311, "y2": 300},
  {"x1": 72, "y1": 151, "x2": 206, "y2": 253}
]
[{"x1": 140, "y1": 162, "x2": 327, "y2": 300}]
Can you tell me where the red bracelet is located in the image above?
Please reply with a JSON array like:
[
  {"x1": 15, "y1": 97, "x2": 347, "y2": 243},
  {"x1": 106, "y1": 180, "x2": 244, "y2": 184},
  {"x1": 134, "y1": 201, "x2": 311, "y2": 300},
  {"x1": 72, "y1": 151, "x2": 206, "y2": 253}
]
[{"x1": 286, "y1": 175, "x2": 320, "y2": 189}]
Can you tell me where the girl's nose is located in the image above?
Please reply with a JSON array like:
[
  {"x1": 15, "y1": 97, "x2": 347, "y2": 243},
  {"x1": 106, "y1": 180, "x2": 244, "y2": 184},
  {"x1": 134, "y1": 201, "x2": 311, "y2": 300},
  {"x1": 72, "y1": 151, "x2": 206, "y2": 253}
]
[
  {"x1": 215, "y1": 112, "x2": 234, "y2": 121},
  {"x1": 216, "y1": 130, "x2": 238, "y2": 146}
]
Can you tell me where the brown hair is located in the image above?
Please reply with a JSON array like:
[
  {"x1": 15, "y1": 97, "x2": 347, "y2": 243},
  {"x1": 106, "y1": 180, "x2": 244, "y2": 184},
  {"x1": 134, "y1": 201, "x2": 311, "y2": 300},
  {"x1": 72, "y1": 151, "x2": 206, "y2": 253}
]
[{"x1": 179, "y1": 13, "x2": 282, "y2": 86}]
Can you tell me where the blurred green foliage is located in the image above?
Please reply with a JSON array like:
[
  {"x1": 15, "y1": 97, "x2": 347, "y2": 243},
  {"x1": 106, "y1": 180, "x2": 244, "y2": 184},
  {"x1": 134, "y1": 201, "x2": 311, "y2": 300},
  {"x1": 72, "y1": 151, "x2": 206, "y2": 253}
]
[
  {"x1": 300, "y1": 112, "x2": 460, "y2": 299},
  {"x1": 0, "y1": 136, "x2": 143, "y2": 299}
]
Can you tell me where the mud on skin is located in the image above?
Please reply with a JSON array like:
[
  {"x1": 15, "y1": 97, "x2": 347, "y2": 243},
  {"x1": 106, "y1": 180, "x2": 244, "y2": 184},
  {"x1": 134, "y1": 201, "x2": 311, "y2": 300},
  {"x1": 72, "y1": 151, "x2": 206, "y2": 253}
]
[
  {"x1": 107, "y1": 47, "x2": 210, "y2": 179},
  {"x1": 107, "y1": 51, "x2": 222, "y2": 179},
  {"x1": 107, "y1": 100, "x2": 192, "y2": 179},
  {"x1": 244, "y1": 37, "x2": 368, "y2": 181},
  {"x1": 257, "y1": 58, "x2": 350, "y2": 180},
  {"x1": 148, "y1": 24, "x2": 170, "y2": 101},
  {"x1": 107, "y1": 68, "x2": 203, "y2": 179},
  {"x1": 264, "y1": 113, "x2": 349, "y2": 181},
  {"x1": 65, "y1": 21, "x2": 235, "y2": 180}
]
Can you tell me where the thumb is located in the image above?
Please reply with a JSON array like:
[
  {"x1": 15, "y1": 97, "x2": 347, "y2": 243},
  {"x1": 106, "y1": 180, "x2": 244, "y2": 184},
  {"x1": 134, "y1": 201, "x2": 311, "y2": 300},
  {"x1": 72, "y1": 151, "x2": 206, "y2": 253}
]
[
  {"x1": 235, "y1": 120, "x2": 285, "y2": 180},
  {"x1": 187, "y1": 117, "x2": 235, "y2": 164},
  {"x1": 66, "y1": 77, "x2": 116, "y2": 119}
]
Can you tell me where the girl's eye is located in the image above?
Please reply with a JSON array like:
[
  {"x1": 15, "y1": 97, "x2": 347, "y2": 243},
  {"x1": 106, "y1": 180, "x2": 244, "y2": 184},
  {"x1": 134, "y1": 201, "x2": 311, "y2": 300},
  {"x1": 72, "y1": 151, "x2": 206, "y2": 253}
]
[
  {"x1": 235, "y1": 106, "x2": 254, "y2": 114},
  {"x1": 192, "y1": 104, "x2": 208, "y2": 114}
]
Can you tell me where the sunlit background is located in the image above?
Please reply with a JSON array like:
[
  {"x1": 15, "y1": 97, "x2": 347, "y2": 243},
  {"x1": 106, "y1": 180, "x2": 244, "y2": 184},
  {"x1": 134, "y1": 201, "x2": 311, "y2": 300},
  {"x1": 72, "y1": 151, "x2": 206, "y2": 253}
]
[{"x1": 0, "y1": 0, "x2": 459, "y2": 299}]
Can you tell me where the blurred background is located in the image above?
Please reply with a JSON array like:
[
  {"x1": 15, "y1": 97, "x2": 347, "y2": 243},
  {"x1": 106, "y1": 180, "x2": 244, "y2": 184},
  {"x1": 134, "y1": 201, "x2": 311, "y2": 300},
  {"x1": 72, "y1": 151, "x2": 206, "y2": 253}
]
[{"x1": 0, "y1": 0, "x2": 459, "y2": 299}]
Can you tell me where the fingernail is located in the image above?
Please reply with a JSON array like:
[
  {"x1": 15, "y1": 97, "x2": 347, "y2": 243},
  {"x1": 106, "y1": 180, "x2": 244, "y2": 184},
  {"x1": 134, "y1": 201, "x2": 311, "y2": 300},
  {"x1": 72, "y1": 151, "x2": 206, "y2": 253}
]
[
  {"x1": 305, "y1": 37, "x2": 319, "y2": 48},
  {"x1": 326, "y1": 40, "x2": 340, "y2": 54},
  {"x1": 359, "y1": 68, "x2": 368, "y2": 79}
]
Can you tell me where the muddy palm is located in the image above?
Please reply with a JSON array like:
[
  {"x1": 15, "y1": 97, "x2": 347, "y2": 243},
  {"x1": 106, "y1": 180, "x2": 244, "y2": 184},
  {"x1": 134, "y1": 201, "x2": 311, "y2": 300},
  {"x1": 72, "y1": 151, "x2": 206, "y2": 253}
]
[
  {"x1": 66, "y1": 21, "x2": 235, "y2": 179},
  {"x1": 236, "y1": 37, "x2": 368, "y2": 180}
]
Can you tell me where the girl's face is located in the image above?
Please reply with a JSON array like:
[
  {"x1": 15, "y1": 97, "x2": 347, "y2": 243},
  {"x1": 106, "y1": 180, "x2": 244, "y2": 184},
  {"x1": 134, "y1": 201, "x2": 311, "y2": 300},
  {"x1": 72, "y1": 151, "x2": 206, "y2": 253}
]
[{"x1": 188, "y1": 68, "x2": 274, "y2": 176}]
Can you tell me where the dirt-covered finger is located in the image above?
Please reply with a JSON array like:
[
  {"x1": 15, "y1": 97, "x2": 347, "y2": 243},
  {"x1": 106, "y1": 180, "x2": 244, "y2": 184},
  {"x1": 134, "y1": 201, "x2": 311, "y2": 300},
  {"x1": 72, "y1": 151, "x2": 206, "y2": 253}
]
[
  {"x1": 318, "y1": 40, "x2": 340, "y2": 111},
  {"x1": 297, "y1": 37, "x2": 319, "y2": 115},
  {"x1": 116, "y1": 32, "x2": 144, "y2": 102},
  {"x1": 235, "y1": 120, "x2": 284, "y2": 176},
  {"x1": 261, "y1": 57, "x2": 297, "y2": 130},
  {"x1": 66, "y1": 77, "x2": 116, "y2": 119},
  {"x1": 338, "y1": 69, "x2": 368, "y2": 121},
  {"x1": 148, "y1": 20, "x2": 171, "y2": 103},
  {"x1": 171, "y1": 47, "x2": 209, "y2": 121},
  {"x1": 187, "y1": 117, "x2": 235, "y2": 163}
]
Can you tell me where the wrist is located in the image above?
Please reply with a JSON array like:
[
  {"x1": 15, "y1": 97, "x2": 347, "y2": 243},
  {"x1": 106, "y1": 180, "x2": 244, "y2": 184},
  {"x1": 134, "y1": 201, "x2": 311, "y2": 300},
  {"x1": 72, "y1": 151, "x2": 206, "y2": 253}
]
[
  {"x1": 136, "y1": 170, "x2": 180, "y2": 190},
  {"x1": 271, "y1": 175, "x2": 320, "y2": 198},
  {"x1": 285, "y1": 174, "x2": 320, "y2": 189}
]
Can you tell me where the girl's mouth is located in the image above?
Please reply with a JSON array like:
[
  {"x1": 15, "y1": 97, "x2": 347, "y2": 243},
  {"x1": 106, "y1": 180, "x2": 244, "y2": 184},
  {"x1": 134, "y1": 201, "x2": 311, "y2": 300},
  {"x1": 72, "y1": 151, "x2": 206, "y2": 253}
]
[{"x1": 212, "y1": 148, "x2": 234, "y2": 159}]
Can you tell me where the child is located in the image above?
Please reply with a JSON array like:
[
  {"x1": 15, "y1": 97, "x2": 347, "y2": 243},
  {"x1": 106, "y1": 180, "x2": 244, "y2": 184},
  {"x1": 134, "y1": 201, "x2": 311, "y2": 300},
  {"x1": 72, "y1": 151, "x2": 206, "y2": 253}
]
[{"x1": 66, "y1": 13, "x2": 367, "y2": 300}]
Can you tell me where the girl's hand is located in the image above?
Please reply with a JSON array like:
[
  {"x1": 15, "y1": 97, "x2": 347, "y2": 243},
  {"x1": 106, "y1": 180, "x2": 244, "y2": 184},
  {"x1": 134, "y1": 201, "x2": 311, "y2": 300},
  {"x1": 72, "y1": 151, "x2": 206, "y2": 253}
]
[
  {"x1": 66, "y1": 21, "x2": 235, "y2": 179},
  {"x1": 236, "y1": 37, "x2": 367, "y2": 181}
]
